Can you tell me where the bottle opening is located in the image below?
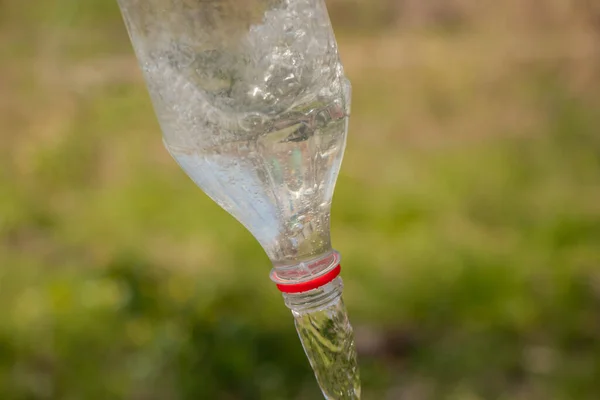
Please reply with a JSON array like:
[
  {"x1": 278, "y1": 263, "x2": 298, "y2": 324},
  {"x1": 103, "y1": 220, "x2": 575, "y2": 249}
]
[{"x1": 274, "y1": 264, "x2": 341, "y2": 293}]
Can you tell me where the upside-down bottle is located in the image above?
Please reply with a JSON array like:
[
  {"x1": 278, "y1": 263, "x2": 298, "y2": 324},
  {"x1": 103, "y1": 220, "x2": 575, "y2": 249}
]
[{"x1": 116, "y1": 0, "x2": 360, "y2": 398}]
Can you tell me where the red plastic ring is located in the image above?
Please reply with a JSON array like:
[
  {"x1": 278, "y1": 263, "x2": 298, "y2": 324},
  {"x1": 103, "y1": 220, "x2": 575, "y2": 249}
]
[{"x1": 275, "y1": 264, "x2": 341, "y2": 293}]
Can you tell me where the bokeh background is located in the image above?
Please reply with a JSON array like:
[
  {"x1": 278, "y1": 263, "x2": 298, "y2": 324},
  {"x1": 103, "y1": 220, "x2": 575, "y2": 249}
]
[{"x1": 2, "y1": 0, "x2": 600, "y2": 398}]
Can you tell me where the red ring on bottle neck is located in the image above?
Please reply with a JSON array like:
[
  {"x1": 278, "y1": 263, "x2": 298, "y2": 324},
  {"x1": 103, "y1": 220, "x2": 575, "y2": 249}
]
[{"x1": 275, "y1": 264, "x2": 341, "y2": 293}]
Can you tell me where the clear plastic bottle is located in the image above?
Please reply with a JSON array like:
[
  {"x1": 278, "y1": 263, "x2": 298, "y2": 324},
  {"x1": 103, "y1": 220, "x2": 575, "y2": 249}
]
[{"x1": 117, "y1": 0, "x2": 359, "y2": 397}]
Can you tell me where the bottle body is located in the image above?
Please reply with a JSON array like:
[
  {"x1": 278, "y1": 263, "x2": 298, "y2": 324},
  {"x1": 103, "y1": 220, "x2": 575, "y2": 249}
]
[{"x1": 118, "y1": 0, "x2": 351, "y2": 268}]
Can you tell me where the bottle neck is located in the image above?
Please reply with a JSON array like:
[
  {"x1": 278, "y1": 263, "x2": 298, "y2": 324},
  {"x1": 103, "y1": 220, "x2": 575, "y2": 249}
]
[
  {"x1": 270, "y1": 250, "x2": 340, "y2": 284},
  {"x1": 282, "y1": 277, "x2": 344, "y2": 314}
]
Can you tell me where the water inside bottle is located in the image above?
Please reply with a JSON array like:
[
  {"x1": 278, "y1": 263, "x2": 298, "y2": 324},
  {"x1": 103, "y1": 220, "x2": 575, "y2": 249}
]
[{"x1": 137, "y1": 0, "x2": 351, "y2": 266}]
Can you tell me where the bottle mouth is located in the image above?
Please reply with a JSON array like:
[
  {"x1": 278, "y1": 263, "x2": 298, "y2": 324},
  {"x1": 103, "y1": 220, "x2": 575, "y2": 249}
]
[
  {"x1": 270, "y1": 250, "x2": 341, "y2": 293},
  {"x1": 282, "y1": 276, "x2": 344, "y2": 313},
  {"x1": 275, "y1": 264, "x2": 341, "y2": 293}
]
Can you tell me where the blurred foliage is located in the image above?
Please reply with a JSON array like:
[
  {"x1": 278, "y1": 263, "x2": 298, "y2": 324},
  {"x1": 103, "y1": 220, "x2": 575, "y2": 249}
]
[{"x1": 1, "y1": 0, "x2": 600, "y2": 399}]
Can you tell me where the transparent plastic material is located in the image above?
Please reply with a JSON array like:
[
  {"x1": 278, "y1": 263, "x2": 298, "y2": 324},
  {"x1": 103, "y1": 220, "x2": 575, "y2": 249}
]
[
  {"x1": 116, "y1": 0, "x2": 359, "y2": 397},
  {"x1": 117, "y1": 0, "x2": 351, "y2": 274}
]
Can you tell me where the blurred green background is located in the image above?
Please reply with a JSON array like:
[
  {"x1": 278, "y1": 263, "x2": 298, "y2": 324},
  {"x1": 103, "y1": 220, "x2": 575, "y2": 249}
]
[{"x1": 1, "y1": 0, "x2": 600, "y2": 399}]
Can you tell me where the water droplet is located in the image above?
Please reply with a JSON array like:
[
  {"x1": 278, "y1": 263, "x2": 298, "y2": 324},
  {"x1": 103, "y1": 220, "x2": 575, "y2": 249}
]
[
  {"x1": 177, "y1": 44, "x2": 195, "y2": 68},
  {"x1": 239, "y1": 113, "x2": 266, "y2": 131},
  {"x1": 314, "y1": 109, "x2": 330, "y2": 128}
]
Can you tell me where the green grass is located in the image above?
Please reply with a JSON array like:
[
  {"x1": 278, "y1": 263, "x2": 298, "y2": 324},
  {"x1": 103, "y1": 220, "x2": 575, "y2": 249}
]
[{"x1": 1, "y1": 0, "x2": 600, "y2": 399}]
